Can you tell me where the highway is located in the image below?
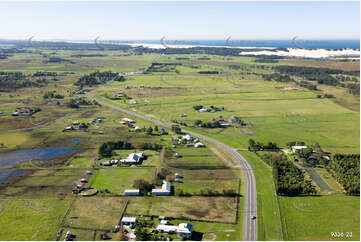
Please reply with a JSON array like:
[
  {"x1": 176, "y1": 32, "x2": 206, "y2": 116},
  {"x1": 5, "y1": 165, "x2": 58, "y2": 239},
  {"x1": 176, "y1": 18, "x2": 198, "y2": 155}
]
[{"x1": 88, "y1": 72, "x2": 257, "y2": 241}]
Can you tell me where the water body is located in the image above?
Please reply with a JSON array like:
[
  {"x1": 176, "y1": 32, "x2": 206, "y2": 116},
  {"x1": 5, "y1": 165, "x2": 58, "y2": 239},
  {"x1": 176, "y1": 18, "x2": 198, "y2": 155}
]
[
  {"x1": 0, "y1": 147, "x2": 79, "y2": 168},
  {"x1": 305, "y1": 168, "x2": 331, "y2": 191},
  {"x1": 0, "y1": 170, "x2": 28, "y2": 184},
  {"x1": 132, "y1": 39, "x2": 360, "y2": 49}
]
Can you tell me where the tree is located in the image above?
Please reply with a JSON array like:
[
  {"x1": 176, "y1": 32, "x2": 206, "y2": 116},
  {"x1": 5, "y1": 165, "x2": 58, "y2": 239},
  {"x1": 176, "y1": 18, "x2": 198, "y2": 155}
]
[
  {"x1": 133, "y1": 179, "x2": 153, "y2": 193},
  {"x1": 146, "y1": 127, "x2": 153, "y2": 135}
]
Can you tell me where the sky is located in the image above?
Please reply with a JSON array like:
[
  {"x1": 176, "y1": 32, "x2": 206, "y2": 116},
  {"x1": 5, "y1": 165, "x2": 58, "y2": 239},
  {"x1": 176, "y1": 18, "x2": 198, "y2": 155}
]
[{"x1": 0, "y1": 1, "x2": 359, "y2": 40}]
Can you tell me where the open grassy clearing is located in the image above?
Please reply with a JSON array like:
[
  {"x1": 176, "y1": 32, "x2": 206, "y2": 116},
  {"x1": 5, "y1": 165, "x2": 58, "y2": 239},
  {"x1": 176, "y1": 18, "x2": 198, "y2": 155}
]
[
  {"x1": 0, "y1": 197, "x2": 71, "y2": 240},
  {"x1": 279, "y1": 195, "x2": 360, "y2": 241},
  {"x1": 64, "y1": 197, "x2": 127, "y2": 230},
  {"x1": 173, "y1": 179, "x2": 239, "y2": 195},
  {"x1": 91, "y1": 168, "x2": 155, "y2": 195},
  {"x1": 125, "y1": 196, "x2": 237, "y2": 223}
]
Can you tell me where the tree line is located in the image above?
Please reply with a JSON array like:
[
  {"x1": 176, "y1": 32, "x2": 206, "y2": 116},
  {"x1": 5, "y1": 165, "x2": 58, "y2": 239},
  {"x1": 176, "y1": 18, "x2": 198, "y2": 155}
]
[{"x1": 327, "y1": 154, "x2": 360, "y2": 195}]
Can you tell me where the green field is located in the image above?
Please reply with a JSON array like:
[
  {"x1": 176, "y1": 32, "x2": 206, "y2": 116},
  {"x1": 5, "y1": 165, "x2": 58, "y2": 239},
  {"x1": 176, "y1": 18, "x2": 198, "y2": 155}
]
[{"x1": 279, "y1": 195, "x2": 360, "y2": 241}]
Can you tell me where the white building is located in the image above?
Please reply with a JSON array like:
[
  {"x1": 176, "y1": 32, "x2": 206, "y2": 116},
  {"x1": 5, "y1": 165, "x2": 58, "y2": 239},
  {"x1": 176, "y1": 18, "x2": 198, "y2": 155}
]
[
  {"x1": 292, "y1": 146, "x2": 308, "y2": 153},
  {"x1": 121, "y1": 118, "x2": 135, "y2": 124},
  {"x1": 194, "y1": 142, "x2": 205, "y2": 148},
  {"x1": 129, "y1": 99, "x2": 138, "y2": 104},
  {"x1": 121, "y1": 217, "x2": 137, "y2": 227},
  {"x1": 182, "y1": 134, "x2": 192, "y2": 141},
  {"x1": 152, "y1": 180, "x2": 171, "y2": 196},
  {"x1": 199, "y1": 108, "x2": 210, "y2": 112},
  {"x1": 120, "y1": 152, "x2": 145, "y2": 165},
  {"x1": 156, "y1": 223, "x2": 193, "y2": 239},
  {"x1": 124, "y1": 189, "x2": 140, "y2": 196}
]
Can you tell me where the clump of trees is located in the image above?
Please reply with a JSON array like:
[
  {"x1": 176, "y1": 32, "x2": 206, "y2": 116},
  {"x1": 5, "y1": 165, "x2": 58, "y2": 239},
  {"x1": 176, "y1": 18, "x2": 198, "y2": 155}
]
[
  {"x1": 262, "y1": 73, "x2": 295, "y2": 82},
  {"x1": 67, "y1": 98, "x2": 97, "y2": 108},
  {"x1": 328, "y1": 154, "x2": 360, "y2": 195},
  {"x1": 261, "y1": 153, "x2": 317, "y2": 195},
  {"x1": 133, "y1": 179, "x2": 154, "y2": 193},
  {"x1": 75, "y1": 71, "x2": 119, "y2": 87},
  {"x1": 43, "y1": 90, "x2": 64, "y2": 99},
  {"x1": 248, "y1": 139, "x2": 280, "y2": 152},
  {"x1": 98, "y1": 140, "x2": 133, "y2": 157},
  {"x1": 194, "y1": 119, "x2": 222, "y2": 128},
  {"x1": 138, "y1": 143, "x2": 162, "y2": 151}
]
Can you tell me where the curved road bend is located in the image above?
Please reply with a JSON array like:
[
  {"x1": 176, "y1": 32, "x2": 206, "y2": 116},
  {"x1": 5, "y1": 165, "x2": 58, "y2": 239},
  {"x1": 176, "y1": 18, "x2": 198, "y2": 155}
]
[{"x1": 88, "y1": 79, "x2": 257, "y2": 241}]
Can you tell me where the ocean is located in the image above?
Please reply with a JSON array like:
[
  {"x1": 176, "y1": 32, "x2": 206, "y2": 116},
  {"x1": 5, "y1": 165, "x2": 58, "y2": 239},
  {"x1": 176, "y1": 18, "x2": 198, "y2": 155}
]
[{"x1": 131, "y1": 39, "x2": 360, "y2": 49}]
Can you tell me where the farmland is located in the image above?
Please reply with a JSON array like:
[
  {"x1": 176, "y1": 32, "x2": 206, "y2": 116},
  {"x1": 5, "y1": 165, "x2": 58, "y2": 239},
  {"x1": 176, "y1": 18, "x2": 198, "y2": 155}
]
[{"x1": 0, "y1": 44, "x2": 359, "y2": 241}]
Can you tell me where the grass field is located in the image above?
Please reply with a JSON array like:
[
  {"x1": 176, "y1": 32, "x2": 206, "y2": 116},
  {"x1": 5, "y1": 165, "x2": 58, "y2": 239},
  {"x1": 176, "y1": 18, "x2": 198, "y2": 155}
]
[
  {"x1": 125, "y1": 196, "x2": 238, "y2": 223},
  {"x1": 279, "y1": 195, "x2": 360, "y2": 241},
  {"x1": 0, "y1": 197, "x2": 72, "y2": 240},
  {"x1": 91, "y1": 168, "x2": 155, "y2": 195},
  {"x1": 64, "y1": 197, "x2": 127, "y2": 230}
]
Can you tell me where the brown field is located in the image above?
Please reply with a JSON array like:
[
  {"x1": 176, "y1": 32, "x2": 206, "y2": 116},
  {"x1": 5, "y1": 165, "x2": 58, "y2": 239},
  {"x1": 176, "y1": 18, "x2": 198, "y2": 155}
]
[
  {"x1": 125, "y1": 196, "x2": 237, "y2": 223},
  {"x1": 280, "y1": 59, "x2": 360, "y2": 71},
  {"x1": 64, "y1": 197, "x2": 128, "y2": 230}
]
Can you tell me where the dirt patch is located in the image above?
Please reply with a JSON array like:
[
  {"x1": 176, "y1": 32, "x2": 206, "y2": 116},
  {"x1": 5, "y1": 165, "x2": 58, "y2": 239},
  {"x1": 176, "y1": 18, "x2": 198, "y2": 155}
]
[
  {"x1": 126, "y1": 87, "x2": 185, "y2": 98},
  {"x1": 238, "y1": 127, "x2": 256, "y2": 136},
  {"x1": 279, "y1": 87, "x2": 303, "y2": 91}
]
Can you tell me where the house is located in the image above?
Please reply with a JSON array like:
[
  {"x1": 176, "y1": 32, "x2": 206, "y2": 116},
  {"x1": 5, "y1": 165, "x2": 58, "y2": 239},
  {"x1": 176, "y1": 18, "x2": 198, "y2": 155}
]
[
  {"x1": 156, "y1": 223, "x2": 193, "y2": 239},
  {"x1": 80, "y1": 178, "x2": 87, "y2": 183},
  {"x1": 160, "y1": 220, "x2": 169, "y2": 225},
  {"x1": 182, "y1": 134, "x2": 192, "y2": 141},
  {"x1": 292, "y1": 146, "x2": 308, "y2": 153},
  {"x1": 220, "y1": 123, "x2": 231, "y2": 127},
  {"x1": 152, "y1": 180, "x2": 171, "y2": 196},
  {"x1": 121, "y1": 118, "x2": 135, "y2": 124},
  {"x1": 63, "y1": 126, "x2": 74, "y2": 132},
  {"x1": 156, "y1": 224, "x2": 178, "y2": 234},
  {"x1": 175, "y1": 173, "x2": 181, "y2": 178},
  {"x1": 100, "y1": 161, "x2": 112, "y2": 166},
  {"x1": 194, "y1": 142, "x2": 205, "y2": 148},
  {"x1": 121, "y1": 217, "x2": 137, "y2": 227},
  {"x1": 180, "y1": 113, "x2": 187, "y2": 117},
  {"x1": 110, "y1": 159, "x2": 118, "y2": 165},
  {"x1": 199, "y1": 108, "x2": 210, "y2": 112},
  {"x1": 72, "y1": 121, "x2": 80, "y2": 126},
  {"x1": 120, "y1": 152, "x2": 144, "y2": 165},
  {"x1": 114, "y1": 93, "x2": 124, "y2": 98},
  {"x1": 134, "y1": 126, "x2": 141, "y2": 132},
  {"x1": 86, "y1": 171, "x2": 92, "y2": 175},
  {"x1": 124, "y1": 189, "x2": 140, "y2": 196},
  {"x1": 177, "y1": 223, "x2": 193, "y2": 239},
  {"x1": 129, "y1": 99, "x2": 138, "y2": 104}
]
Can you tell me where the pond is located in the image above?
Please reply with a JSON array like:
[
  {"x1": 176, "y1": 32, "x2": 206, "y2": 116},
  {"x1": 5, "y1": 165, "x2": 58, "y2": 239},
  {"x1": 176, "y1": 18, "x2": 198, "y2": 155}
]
[
  {"x1": 0, "y1": 170, "x2": 28, "y2": 184},
  {"x1": 0, "y1": 147, "x2": 79, "y2": 168}
]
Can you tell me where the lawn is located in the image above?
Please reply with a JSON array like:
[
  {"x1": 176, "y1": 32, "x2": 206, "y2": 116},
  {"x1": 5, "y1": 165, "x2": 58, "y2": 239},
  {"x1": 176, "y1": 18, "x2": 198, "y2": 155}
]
[
  {"x1": 91, "y1": 168, "x2": 155, "y2": 195},
  {"x1": 173, "y1": 179, "x2": 239, "y2": 195}
]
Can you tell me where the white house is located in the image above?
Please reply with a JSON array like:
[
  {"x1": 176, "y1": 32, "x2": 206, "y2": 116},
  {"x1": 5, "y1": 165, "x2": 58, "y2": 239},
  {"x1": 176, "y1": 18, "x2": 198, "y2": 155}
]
[
  {"x1": 129, "y1": 99, "x2": 138, "y2": 104},
  {"x1": 156, "y1": 223, "x2": 193, "y2": 239},
  {"x1": 177, "y1": 223, "x2": 193, "y2": 239},
  {"x1": 124, "y1": 189, "x2": 140, "y2": 196},
  {"x1": 121, "y1": 217, "x2": 137, "y2": 227},
  {"x1": 120, "y1": 152, "x2": 145, "y2": 165},
  {"x1": 152, "y1": 180, "x2": 171, "y2": 196},
  {"x1": 182, "y1": 134, "x2": 192, "y2": 141},
  {"x1": 292, "y1": 146, "x2": 308, "y2": 153},
  {"x1": 199, "y1": 108, "x2": 210, "y2": 112},
  {"x1": 194, "y1": 142, "x2": 205, "y2": 148},
  {"x1": 121, "y1": 118, "x2": 135, "y2": 124}
]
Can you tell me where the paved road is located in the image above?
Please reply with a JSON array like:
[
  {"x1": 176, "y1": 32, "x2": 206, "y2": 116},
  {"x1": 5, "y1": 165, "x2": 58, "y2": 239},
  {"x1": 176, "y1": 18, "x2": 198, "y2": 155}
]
[{"x1": 88, "y1": 72, "x2": 257, "y2": 241}]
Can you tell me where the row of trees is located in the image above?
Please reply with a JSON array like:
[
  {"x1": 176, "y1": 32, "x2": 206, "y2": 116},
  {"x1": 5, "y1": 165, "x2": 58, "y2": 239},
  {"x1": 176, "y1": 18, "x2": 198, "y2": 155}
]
[
  {"x1": 328, "y1": 154, "x2": 360, "y2": 195},
  {"x1": 98, "y1": 140, "x2": 133, "y2": 157},
  {"x1": 262, "y1": 73, "x2": 295, "y2": 82},
  {"x1": 248, "y1": 139, "x2": 280, "y2": 152}
]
